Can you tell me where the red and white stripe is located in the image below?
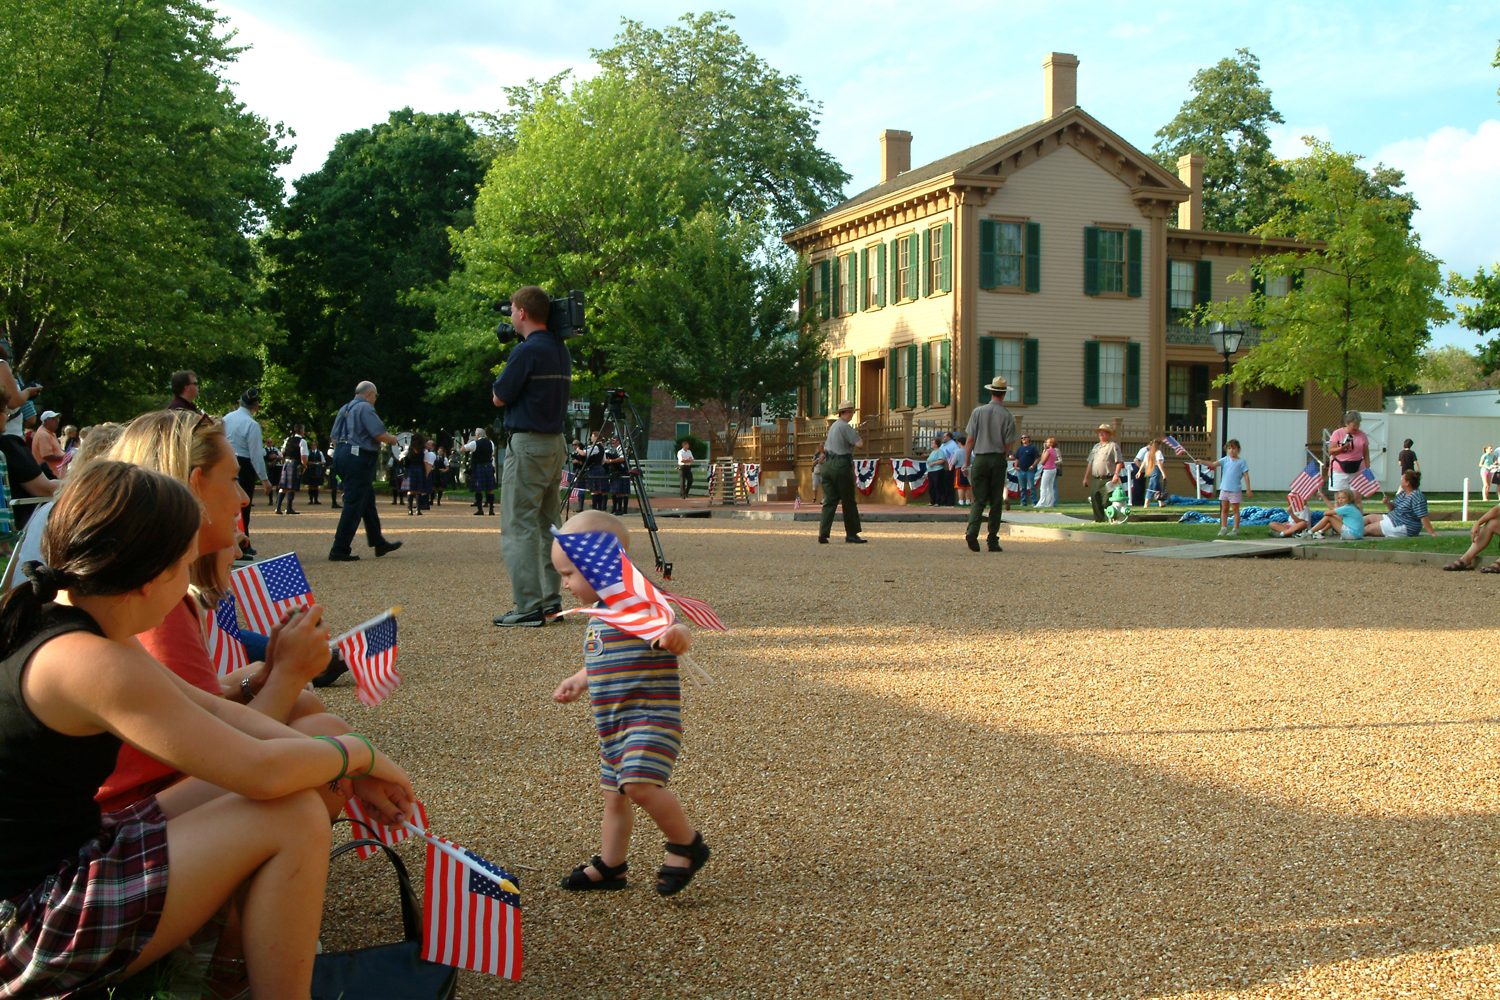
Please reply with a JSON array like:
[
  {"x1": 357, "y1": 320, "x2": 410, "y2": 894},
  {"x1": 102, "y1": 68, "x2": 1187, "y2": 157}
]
[
  {"x1": 422, "y1": 837, "x2": 521, "y2": 980},
  {"x1": 230, "y1": 564, "x2": 313, "y2": 635},
  {"x1": 1350, "y1": 469, "x2": 1382, "y2": 498},
  {"x1": 205, "y1": 611, "x2": 247, "y2": 678},
  {"x1": 343, "y1": 798, "x2": 430, "y2": 859},
  {"x1": 558, "y1": 554, "x2": 678, "y2": 643},
  {"x1": 661, "y1": 589, "x2": 728, "y2": 632},
  {"x1": 338, "y1": 626, "x2": 401, "y2": 708}
]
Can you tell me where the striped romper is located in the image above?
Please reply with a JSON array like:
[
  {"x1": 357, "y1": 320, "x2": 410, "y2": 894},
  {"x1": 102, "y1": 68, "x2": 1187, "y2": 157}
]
[{"x1": 585, "y1": 617, "x2": 682, "y2": 791}]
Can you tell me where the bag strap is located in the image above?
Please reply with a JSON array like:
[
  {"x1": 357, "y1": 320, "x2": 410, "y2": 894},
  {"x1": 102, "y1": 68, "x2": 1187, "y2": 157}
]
[{"x1": 330, "y1": 837, "x2": 424, "y2": 943}]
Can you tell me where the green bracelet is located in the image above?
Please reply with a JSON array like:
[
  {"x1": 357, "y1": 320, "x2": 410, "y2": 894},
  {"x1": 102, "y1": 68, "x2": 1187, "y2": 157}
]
[
  {"x1": 315, "y1": 735, "x2": 348, "y2": 782},
  {"x1": 346, "y1": 733, "x2": 376, "y2": 779}
]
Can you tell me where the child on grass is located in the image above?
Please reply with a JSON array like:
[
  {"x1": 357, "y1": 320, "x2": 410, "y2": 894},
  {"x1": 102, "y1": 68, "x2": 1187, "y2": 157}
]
[
  {"x1": 551, "y1": 509, "x2": 710, "y2": 897},
  {"x1": 1312, "y1": 490, "x2": 1365, "y2": 540},
  {"x1": 1208, "y1": 439, "x2": 1252, "y2": 537}
]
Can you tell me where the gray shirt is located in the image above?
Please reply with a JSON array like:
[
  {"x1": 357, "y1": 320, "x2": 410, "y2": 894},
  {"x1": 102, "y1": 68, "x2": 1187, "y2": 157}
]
[
  {"x1": 221, "y1": 406, "x2": 268, "y2": 480},
  {"x1": 964, "y1": 400, "x2": 1020, "y2": 456},
  {"x1": 330, "y1": 396, "x2": 387, "y2": 451},
  {"x1": 1087, "y1": 440, "x2": 1124, "y2": 478},
  {"x1": 823, "y1": 418, "x2": 860, "y2": 456}
]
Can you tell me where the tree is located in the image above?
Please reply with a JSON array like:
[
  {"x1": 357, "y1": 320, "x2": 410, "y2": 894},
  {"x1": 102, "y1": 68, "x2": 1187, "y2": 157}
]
[
  {"x1": 615, "y1": 209, "x2": 823, "y2": 456},
  {"x1": 1449, "y1": 265, "x2": 1500, "y2": 374},
  {"x1": 261, "y1": 109, "x2": 488, "y2": 437},
  {"x1": 0, "y1": 0, "x2": 290, "y2": 422},
  {"x1": 1417, "y1": 345, "x2": 1483, "y2": 393},
  {"x1": 1205, "y1": 139, "x2": 1450, "y2": 412},
  {"x1": 1153, "y1": 49, "x2": 1287, "y2": 233},
  {"x1": 592, "y1": 13, "x2": 849, "y2": 238}
]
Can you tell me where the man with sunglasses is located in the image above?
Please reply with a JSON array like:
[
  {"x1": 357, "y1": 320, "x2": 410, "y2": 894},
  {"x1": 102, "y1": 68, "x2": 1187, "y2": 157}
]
[{"x1": 167, "y1": 371, "x2": 201, "y2": 413}]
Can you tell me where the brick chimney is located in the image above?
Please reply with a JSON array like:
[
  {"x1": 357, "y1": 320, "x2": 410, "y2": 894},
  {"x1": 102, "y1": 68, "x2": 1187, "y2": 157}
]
[
  {"x1": 1043, "y1": 52, "x2": 1079, "y2": 119},
  {"x1": 879, "y1": 129, "x2": 911, "y2": 184},
  {"x1": 1177, "y1": 153, "x2": 1204, "y2": 230}
]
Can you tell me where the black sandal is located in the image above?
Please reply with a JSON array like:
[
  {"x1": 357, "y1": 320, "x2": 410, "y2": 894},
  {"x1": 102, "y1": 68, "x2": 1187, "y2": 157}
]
[
  {"x1": 656, "y1": 831, "x2": 710, "y2": 897},
  {"x1": 1482, "y1": 562, "x2": 1500, "y2": 575},
  {"x1": 561, "y1": 855, "x2": 628, "y2": 892}
]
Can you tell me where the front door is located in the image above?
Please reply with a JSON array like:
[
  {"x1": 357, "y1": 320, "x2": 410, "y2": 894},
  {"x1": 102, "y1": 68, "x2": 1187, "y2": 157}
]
[{"x1": 860, "y1": 358, "x2": 887, "y2": 416}]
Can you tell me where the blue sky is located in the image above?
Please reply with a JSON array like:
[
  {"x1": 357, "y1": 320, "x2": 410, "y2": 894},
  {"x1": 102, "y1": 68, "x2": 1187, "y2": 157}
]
[{"x1": 219, "y1": 0, "x2": 1500, "y2": 349}]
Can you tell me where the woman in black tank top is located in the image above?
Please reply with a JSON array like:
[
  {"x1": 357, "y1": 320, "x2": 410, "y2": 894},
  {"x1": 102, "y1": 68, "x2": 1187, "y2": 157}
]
[{"x1": 0, "y1": 461, "x2": 416, "y2": 999}]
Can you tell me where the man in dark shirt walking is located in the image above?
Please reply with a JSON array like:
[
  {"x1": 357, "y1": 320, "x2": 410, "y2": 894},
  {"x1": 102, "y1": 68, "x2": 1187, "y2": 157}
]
[
  {"x1": 492, "y1": 286, "x2": 573, "y2": 627},
  {"x1": 166, "y1": 371, "x2": 201, "y2": 413}
]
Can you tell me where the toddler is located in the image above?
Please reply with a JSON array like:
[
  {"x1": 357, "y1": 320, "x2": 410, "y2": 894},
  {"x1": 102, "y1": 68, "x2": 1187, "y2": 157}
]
[
  {"x1": 551, "y1": 510, "x2": 710, "y2": 897},
  {"x1": 1208, "y1": 439, "x2": 1252, "y2": 537}
]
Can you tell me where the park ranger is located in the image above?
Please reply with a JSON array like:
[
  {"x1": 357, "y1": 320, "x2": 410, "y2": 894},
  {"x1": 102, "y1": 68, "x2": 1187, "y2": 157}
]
[
  {"x1": 818, "y1": 400, "x2": 866, "y2": 544},
  {"x1": 962, "y1": 376, "x2": 1021, "y2": 552}
]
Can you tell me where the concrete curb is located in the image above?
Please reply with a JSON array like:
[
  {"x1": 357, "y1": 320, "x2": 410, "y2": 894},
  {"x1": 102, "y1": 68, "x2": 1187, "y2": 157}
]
[{"x1": 1293, "y1": 546, "x2": 1496, "y2": 569}]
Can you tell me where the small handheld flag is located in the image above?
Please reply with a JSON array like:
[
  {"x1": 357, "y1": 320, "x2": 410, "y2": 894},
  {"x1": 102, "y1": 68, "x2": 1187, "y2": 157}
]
[
  {"x1": 343, "y1": 797, "x2": 431, "y2": 859},
  {"x1": 334, "y1": 610, "x2": 401, "y2": 707},
  {"x1": 206, "y1": 595, "x2": 248, "y2": 678},
  {"x1": 230, "y1": 553, "x2": 314, "y2": 635},
  {"x1": 422, "y1": 835, "x2": 522, "y2": 980},
  {"x1": 1349, "y1": 467, "x2": 1382, "y2": 498},
  {"x1": 1288, "y1": 460, "x2": 1323, "y2": 502},
  {"x1": 1164, "y1": 435, "x2": 1189, "y2": 457}
]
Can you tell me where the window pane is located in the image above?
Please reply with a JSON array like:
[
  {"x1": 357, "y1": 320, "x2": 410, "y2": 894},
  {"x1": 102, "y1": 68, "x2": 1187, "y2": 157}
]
[
  {"x1": 1098, "y1": 230, "x2": 1125, "y2": 294},
  {"x1": 1265, "y1": 274, "x2": 1290, "y2": 298},
  {"x1": 838, "y1": 257, "x2": 849, "y2": 314},
  {"x1": 1098, "y1": 342, "x2": 1125, "y2": 405},
  {"x1": 675, "y1": 422, "x2": 691, "y2": 440},
  {"x1": 995, "y1": 339, "x2": 1023, "y2": 402},
  {"x1": 1167, "y1": 366, "x2": 1190, "y2": 421},
  {"x1": 928, "y1": 228, "x2": 943, "y2": 292},
  {"x1": 867, "y1": 247, "x2": 880, "y2": 305},
  {"x1": 1169, "y1": 260, "x2": 1196, "y2": 312}
]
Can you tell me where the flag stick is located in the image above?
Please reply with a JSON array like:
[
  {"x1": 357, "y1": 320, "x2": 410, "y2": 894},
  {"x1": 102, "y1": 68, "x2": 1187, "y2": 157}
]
[
  {"x1": 679, "y1": 651, "x2": 715, "y2": 687},
  {"x1": 400, "y1": 821, "x2": 525, "y2": 884},
  {"x1": 330, "y1": 606, "x2": 402, "y2": 648}
]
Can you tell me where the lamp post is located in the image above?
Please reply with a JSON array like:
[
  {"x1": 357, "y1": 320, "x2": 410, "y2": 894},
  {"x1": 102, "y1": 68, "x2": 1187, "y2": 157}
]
[{"x1": 1206, "y1": 323, "x2": 1246, "y2": 452}]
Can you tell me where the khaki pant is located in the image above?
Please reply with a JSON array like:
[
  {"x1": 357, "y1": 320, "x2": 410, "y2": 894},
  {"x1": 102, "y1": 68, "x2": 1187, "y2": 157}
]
[
  {"x1": 819, "y1": 454, "x2": 861, "y2": 538},
  {"x1": 500, "y1": 432, "x2": 566, "y2": 613},
  {"x1": 966, "y1": 452, "x2": 1007, "y2": 540}
]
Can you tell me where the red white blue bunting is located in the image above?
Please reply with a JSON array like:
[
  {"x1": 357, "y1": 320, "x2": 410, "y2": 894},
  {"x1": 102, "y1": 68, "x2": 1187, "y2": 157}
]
[
  {"x1": 742, "y1": 463, "x2": 760, "y2": 493},
  {"x1": 891, "y1": 459, "x2": 928, "y2": 497},
  {"x1": 854, "y1": 460, "x2": 878, "y2": 495}
]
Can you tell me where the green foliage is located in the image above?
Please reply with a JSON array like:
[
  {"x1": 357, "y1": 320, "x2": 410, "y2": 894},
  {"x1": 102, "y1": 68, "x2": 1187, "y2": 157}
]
[
  {"x1": 0, "y1": 0, "x2": 291, "y2": 423},
  {"x1": 261, "y1": 108, "x2": 488, "y2": 438},
  {"x1": 1448, "y1": 264, "x2": 1500, "y2": 374},
  {"x1": 1206, "y1": 139, "x2": 1450, "y2": 411},
  {"x1": 592, "y1": 12, "x2": 849, "y2": 236},
  {"x1": 1417, "y1": 345, "x2": 1483, "y2": 393},
  {"x1": 614, "y1": 209, "x2": 824, "y2": 455},
  {"x1": 1152, "y1": 49, "x2": 1288, "y2": 233}
]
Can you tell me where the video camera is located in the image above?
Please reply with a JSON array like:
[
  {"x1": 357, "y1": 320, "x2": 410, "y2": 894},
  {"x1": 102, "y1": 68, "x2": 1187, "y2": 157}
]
[{"x1": 494, "y1": 290, "x2": 587, "y2": 343}]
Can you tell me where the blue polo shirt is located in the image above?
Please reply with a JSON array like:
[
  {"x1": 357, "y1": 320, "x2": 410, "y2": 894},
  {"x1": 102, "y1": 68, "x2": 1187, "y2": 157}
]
[
  {"x1": 1014, "y1": 443, "x2": 1040, "y2": 471},
  {"x1": 492, "y1": 330, "x2": 572, "y2": 434},
  {"x1": 330, "y1": 397, "x2": 386, "y2": 451}
]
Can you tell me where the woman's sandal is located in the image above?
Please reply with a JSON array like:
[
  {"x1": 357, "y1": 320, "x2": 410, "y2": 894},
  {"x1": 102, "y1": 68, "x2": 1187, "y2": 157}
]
[
  {"x1": 1482, "y1": 562, "x2": 1500, "y2": 574},
  {"x1": 1443, "y1": 559, "x2": 1476, "y2": 571},
  {"x1": 656, "y1": 831, "x2": 710, "y2": 897},
  {"x1": 561, "y1": 856, "x2": 628, "y2": 892}
]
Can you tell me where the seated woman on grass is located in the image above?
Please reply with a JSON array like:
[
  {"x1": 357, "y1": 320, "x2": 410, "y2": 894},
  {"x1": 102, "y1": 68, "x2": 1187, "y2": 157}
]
[
  {"x1": 1443, "y1": 502, "x2": 1500, "y2": 572},
  {"x1": 0, "y1": 460, "x2": 414, "y2": 999},
  {"x1": 1363, "y1": 469, "x2": 1436, "y2": 540}
]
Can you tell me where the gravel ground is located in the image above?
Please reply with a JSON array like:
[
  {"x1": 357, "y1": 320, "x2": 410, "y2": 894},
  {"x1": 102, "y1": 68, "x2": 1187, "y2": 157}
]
[{"x1": 250, "y1": 499, "x2": 1500, "y2": 999}]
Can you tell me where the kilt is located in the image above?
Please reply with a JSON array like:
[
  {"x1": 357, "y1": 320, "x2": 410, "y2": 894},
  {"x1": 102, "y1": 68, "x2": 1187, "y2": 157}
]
[
  {"x1": 430, "y1": 469, "x2": 446, "y2": 491},
  {"x1": 469, "y1": 462, "x2": 497, "y2": 493},
  {"x1": 400, "y1": 467, "x2": 428, "y2": 494},
  {"x1": 586, "y1": 468, "x2": 609, "y2": 493},
  {"x1": 304, "y1": 465, "x2": 324, "y2": 487},
  {"x1": 278, "y1": 461, "x2": 300, "y2": 491},
  {"x1": 0, "y1": 797, "x2": 170, "y2": 998},
  {"x1": 609, "y1": 474, "x2": 631, "y2": 493}
]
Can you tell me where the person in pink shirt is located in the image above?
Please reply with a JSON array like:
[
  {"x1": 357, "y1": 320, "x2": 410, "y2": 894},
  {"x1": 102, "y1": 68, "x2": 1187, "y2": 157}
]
[
  {"x1": 1036, "y1": 436, "x2": 1061, "y2": 507},
  {"x1": 1327, "y1": 410, "x2": 1369, "y2": 494},
  {"x1": 31, "y1": 409, "x2": 65, "y2": 477}
]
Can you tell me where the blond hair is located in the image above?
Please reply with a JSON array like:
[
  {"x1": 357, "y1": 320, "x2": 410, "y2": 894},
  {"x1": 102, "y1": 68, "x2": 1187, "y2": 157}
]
[
  {"x1": 1335, "y1": 489, "x2": 1361, "y2": 510},
  {"x1": 108, "y1": 410, "x2": 228, "y2": 486}
]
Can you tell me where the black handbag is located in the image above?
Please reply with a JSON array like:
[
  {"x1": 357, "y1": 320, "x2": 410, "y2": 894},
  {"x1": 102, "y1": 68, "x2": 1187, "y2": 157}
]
[{"x1": 311, "y1": 837, "x2": 457, "y2": 1000}]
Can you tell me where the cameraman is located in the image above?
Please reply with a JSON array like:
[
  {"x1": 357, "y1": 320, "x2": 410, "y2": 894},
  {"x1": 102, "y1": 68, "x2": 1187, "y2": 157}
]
[{"x1": 491, "y1": 286, "x2": 572, "y2": 627}]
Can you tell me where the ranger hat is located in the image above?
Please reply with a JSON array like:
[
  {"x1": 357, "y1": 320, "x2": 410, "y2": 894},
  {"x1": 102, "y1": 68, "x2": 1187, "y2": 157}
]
[
  {"x1": 984, "y1": 376, "x2": 1008, "y2": 393},
  {"x1": 1095, "y1": 423, "x2": 1114, "y2": 434}
]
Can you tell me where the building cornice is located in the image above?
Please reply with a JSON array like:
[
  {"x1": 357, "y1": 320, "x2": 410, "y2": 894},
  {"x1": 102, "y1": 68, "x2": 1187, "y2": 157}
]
[{"x1": 1166, "y1": 229, "x2": 1321, "y2": 257}]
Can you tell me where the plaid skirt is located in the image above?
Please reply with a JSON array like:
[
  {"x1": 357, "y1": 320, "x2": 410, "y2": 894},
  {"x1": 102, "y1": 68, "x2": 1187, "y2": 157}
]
[
  {"x1": 0, "y1": 797, "x2": 170, "y2": 998},
  {"x1": 469, "y1": 462, "x2": 497, "y2": 492},
  {"x1": 278, "y1": 461, "x2": 300, "y2": 490},
  {"x1": 400, "y1": 467, "x2": 428, "y2": 494}
]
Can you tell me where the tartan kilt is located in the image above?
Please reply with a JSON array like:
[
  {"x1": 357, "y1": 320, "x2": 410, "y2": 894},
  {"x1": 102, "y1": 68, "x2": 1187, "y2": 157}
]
[
  {"x1": 586, "y1": 469, "x2": 609, "y2": 493},
  {"x1": 303, "y1": 465, "x2": 324, "y2": 487},
  {"x1": 0, "y1": 797, "x2": 170, "y2": 998},
  {"x1": 429, "y1": 469, "x2": 446, "y2": 491},
  {"x1": 469, "y1": 462, "x2": 497, "y2": 493},
  {"x1": 400, "y1": 467, "x2": 428, "y2": 494},
  {"x1": 609, "y1": 474, "x2": 631, "y2": 493},
  {"x1": 278, "y1": 461, "x2": 300, "y2": 491}
]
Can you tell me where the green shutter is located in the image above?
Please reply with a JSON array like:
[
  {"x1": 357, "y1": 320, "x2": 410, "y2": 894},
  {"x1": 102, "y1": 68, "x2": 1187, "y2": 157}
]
[
  {"x1": 1195, "y1": 259, "x2": 1212, "y2": 308},
  {"x1": 1192, "y1": 364, "x2": 1210, "y2": 397},
  {"x1": 1025, "y1": 222, "x2": 1041, "y2": 293},
  {"x1": 818, "y1": 362, "x2": 830, "y2": 415},
  {"x1": 1165, "y1": 257, "x2": 1176, "y2": 315},
  {"x1": 847, "y1": 355, "x2": 857, "y2": 405},
  {"x1": 876, "y1": 242, "x2": 887, "y2": 307},
  {"x1": 1126, "y1": 341, "x2": 1141, "y2": 408},
  {"x1": 1084, "y1": 226, "x2": 1100, "y2": 296},
  {"x1": 1083, "y1": 340, "x2": 1100, "y2": 406},
  {"x1": 819, "y1": 259, "x2": 832, "y2": 319},
  {"x1": 978, "y1": 336, "x2": 996, "y2": 402},
  {"x1": 906, "y1": 344, "x2": 918, "y2": 408},
  {"x1": 979, "y1": 218, "x2": 996, "y2": 290},
  {"x1": 939, "y1": 340, "x2": 951, "y2": 405},
  {"x1": 1023, "y1": 337, "x2": 1039, "y2": 405},
  {"x1": 889, "y1": 239, "x2": 900, "y2": 304},
  {"x1": 804, "y1": 272, "x2": 813, "y2": 317},
  {"x1": 940, "y1": 222, "x2": 952, "y2": 292},
  {"x1": 808, "y1": 369, "x2": 818, "y2": 417},
  {"x1": 908, "y1": 233, "x2": 921, "y2": 301},
  {"x1": 912, "y1": 344, "x2": 924, "y2": 407},
  {"x1": 887, "y1": 349, "x2": 898, "y2": 411},
  {"x1": 922, "y1": 228, "x2": 932, "y2": 297},
  {"x1": 1127, "y1": 228, "x2": 1143, "y2": 298}
]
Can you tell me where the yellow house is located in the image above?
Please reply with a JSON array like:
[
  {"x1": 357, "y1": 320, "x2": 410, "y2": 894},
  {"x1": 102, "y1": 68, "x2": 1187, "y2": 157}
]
[{"x1": 783, "y1": 52, "x2": 1371, "y2": 446}]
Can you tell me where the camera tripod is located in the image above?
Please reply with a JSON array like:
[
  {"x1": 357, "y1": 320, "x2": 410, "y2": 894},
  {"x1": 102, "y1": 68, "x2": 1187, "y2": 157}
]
[{"x1": 563, "y1": 388, "x2": 671, "y2": 580}]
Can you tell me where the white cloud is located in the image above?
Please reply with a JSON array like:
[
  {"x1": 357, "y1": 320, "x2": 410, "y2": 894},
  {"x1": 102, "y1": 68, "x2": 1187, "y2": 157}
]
[{"x1": 1266, "y1": 123, "x2": 1332, "y2": 160}]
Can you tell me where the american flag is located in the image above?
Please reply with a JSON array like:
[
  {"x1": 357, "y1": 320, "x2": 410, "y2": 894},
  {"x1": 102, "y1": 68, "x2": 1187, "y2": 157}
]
[
  {"x1": 206, "y1": 595, "x2": 248, "y2": 678},
  {"x1": 423, "y1": 837, "x2": 522, "y2": 980},
  {"x1": 551, "y1": 530, "x2": 676, "y2": 643},
  {"x1": 660, "y1": 589, "x2": 728, "y2": 632},
  {"x1": 1349, "y1": 467, "x2": 1382, "y2": 497},
  {"x1": 1287, "y1": 492, "x2": 1307, "y2": 517},
  {"x1": 344, "y1": 797, "x2": 431, "y2": 860},
  {"x1": 230, "y1": 553, "x2": 314, "y2": 635},
  {"x1": 337, "y1": 614, "x2": 400, "y2": 707},
  {"x1": 1164, "y1": 435, "x2": 1189, "y2": 457},
  {"x1": 1288, "y1": 460, "x2": 1323, "y2": 503}
]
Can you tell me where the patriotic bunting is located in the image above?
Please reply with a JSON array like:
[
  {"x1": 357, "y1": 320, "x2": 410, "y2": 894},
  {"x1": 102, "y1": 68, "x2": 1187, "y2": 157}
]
[
  {"x1": 230, "y1": 553, "x2": 314, "y2": 635},
  {"x1": 742, "y1": 463, "x2": 761, "y2": 493},
  {"x1": 422, "y1": 835, "x2": 522, "y2": 980},
  {"x1": 1185, "y1": 462, "x2": 1216, "y2": 497},
  {"x1": 206, "y1": 594, "x2": 248, "y2": 678},
  {"x1": 854, "y1": 459, "x2": 878, "y2": 495},
  {"x1": 1006, "y1": 461, "x2": 1021, "y2": 500},
  {"x1": 891, "y1": 459, "x2": 928, "y2": 498},
  {"x1": 337, "y1": 614, "x2": 401, "y2": 707}
]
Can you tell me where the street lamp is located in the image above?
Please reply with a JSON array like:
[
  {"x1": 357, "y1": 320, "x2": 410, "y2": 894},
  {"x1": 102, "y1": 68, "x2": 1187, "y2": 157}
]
[{"x1": 1206, "y1": 322, "x2": 1246, "y2": 451}]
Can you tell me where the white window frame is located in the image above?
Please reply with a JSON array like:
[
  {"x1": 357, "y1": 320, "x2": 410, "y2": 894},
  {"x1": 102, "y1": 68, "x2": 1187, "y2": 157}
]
[
  {"x1": 1264, "y1": 274, "x2": 1290, "y2": 298},
  {"x1": 1098, "y1": 341, "x2": 1126, "y2": 406},
  {"x1": 1097, "y1": 230, "x2": 1126, "y2": 294},
  {"x1": 838, "y1": 255, "x2": 851, "y2": 315},
  {"x1": 928, "y1": 227, "x2": 943, "y2": 293},
  {"x1": 896, "y1": 238, "x2": 911, "y2": 302},
  {"x1": 1169, "y1": 260, "x2": 1196, "y2": 315},
  {"x1": 992, "y1": 338, "x2": 1023, "y2": 403},
  {"x1": 865, "y1": 245, "x2": 880, "y2": 307},
  {"x1": 896, "y1": 346, "x2": 912, "y2": 408}
]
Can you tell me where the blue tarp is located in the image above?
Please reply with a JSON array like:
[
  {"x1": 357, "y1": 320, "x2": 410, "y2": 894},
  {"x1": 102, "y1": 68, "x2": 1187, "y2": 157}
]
[
  {"x1": 1178, "y1": 506, "x2": 1290, "y2": 525},
  {"x1": 1163, "y1": 494, "x2": 1220, "y2": 506}
]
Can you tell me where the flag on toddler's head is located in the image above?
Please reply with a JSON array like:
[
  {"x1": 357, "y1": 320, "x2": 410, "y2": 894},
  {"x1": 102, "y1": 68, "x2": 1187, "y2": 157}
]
[
  {"x1": 337, "y1": 614, "x2": 400, "y2": 707},
  {"x1": 550, "y1": 530, "x2": 676, "y2": 643},
  {"x1": 206, "y1": 595, "x2": 247, "y2": 678},
  {"x1": 1350, "y1": 467, "x2": 1382, "y2": 498},
  {"x1": 1164, "y1": 435, "x2": 1189, "y2": 457},
  {"x1": 423, "y1": 837, "x2": 522, "y2": 980},
  {"x1": 343, "y1": 797, "x2": 430, "y2": 859},
  {"x1": 230, "y1": 553, "x2": 314, "y2": 635},
  {"x1": 1288, "y1": 460, "x2": 1322, "y2": 503},
  {"x1": 1287, "y1": 492, "x2": 1307, "y2": 517}
]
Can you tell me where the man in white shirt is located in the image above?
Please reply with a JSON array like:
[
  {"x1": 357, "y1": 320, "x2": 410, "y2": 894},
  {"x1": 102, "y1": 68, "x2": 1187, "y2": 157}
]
[
  {"x1": 221, "y1": 387, "x2": 270, "y2": 554},
  {"x1": 677, "y1": 440, "x2": 696, "y2": 499}
]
